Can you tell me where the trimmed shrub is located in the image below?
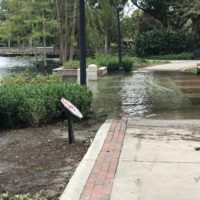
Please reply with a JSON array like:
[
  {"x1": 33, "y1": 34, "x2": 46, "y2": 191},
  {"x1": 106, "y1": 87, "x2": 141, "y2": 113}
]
[
  {"x1": 135, "y1": 30, "x2": 195, "y2": 57},
  {"x1": 95, "y1": 53, "x2": 133, "y2": 72},
  {"x1": 0, "y1": 76, "x2": 92, "y2": 128},
  {"x1": 0, "y1": 194, "x2": 45, "y2": 200},
  {"x1": 63, "y1": 60, "x2": 80, "y2": 69},
  {"x1": 147, "y1": 52, "x2": 193, "y2": 60},
  {"x1": 63, "y1": 55, "x2": 134, "y2": 72},
  {"x1": 2, "y1": 74, "x2": 63, "y2": 85},
  {"x1": 123, "y1": 56, "x2": 134, "y2": 72}
]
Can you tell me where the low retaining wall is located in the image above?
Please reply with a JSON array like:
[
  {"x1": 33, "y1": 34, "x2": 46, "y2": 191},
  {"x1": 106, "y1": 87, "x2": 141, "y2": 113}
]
[
  {"x1": 53, "y1": 65, "x2": 108, "y2": 81},
  {"x1": 53, "y1": 67, "x2": 77, "y2": 76}
]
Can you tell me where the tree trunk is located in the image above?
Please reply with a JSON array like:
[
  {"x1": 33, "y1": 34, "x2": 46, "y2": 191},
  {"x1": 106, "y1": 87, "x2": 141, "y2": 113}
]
[
  {"x1": 69, "y1": 0, "x2": 77, "y2": 61},
  {"x1": 43, "y1": 12, "x2": 47, "y2": 67},
  {"x1": 56, "y1": 0, "x2": 68, "y2": 64},
  {"x1": 8, "y1": 32, "x2": 11, "y2": 47},
  {"x1": 104, "y1": 30, "x2": 109, "y2": 53},
  {"x1": 56, "y1": 0, "x2": 64, "y2": 64},
  {"x1": 192, "y1": 17, "x2": 200, "y2": 47},
  {"x1": 8, "y1": 40, "x2": 10, "y2": 48},
  {"x1": 104, "y1": 23, "x2": 109, "y2": 53},
  {"x1": 63, "y1": 0, "x2": 68, "y2": 62},
  {"x1": 17, "y1": 35, "x2": 20, "y2": 47}
]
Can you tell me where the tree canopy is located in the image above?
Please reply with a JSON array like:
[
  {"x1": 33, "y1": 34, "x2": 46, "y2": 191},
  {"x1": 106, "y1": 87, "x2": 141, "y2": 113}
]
[{"x1": 0, "y1": 0, "x2": 200, "y2": 60}]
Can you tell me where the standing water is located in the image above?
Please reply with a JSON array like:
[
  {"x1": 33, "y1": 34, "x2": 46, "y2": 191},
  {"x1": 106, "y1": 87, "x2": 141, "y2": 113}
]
[
  {"x1": 91, "y1": 71, "x2": 200, "y2": 119},
  {"x1": 0, "y1": 56, "x2": 60, "y2": 80}
]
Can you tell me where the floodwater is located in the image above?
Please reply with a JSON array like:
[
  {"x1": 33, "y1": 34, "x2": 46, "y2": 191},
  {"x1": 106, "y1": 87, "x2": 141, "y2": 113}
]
[
  {"x1": 1, "y1": 56, "x2": 200, "y2": 119},
  {"x1": 91, "y1": 71, "x2": 200, "y2": 119},
  {"x1": 0, "y1": 56, "x2": 60, "y2": 79}
]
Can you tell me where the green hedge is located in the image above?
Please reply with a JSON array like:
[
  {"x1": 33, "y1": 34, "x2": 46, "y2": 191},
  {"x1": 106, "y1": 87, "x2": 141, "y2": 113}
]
[
  {"x1": 147, "y1": 52, "x2": 193, "y2": 60},
  {"x1": 135, "y1": 30, "x2": 194, "y2": 57},
  {"x1": 0, "y1": 194, "x2": 44, "y2": 200},
  {"x1": 63, "y1": 54, "x2": 134, "y2": 72},
  {"x1": 0, "y1": 75, "x2": 92, "y2": 128},
  {"x1": 95, "y1": 53, "x2": 133, "y2": 72},
  {"x1": 63, "y1": 60, "x2": 80, "y2": 69}
]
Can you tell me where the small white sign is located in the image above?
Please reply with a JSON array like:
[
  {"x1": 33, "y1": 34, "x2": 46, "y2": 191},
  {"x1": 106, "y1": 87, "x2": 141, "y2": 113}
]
[{"x1": 61, "y1": 98, "x2": 83, "y2": 119}]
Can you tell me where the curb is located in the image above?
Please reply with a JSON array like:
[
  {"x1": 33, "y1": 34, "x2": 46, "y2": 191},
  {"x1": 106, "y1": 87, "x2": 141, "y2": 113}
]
[{"x1": 60, "y1": 119, "x2": 113, "y2": 200}]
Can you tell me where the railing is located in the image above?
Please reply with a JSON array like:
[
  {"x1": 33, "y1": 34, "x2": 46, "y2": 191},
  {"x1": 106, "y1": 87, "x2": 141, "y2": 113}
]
[
  {"x1": 0, "y1": 47, "x2": 59, "y2": 57},
  {"x1": 0, "y1": 47, "x2": 126, "y2": 57}
]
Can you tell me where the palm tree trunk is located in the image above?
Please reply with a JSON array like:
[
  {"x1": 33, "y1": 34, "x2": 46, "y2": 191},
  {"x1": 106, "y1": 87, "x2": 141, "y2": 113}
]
[
  {"x1": 69, "y1": 0, "x2": 77, "y2": 61},
  {"x1": 43, "y1": 12, "x2": 47, "y2": 67}
]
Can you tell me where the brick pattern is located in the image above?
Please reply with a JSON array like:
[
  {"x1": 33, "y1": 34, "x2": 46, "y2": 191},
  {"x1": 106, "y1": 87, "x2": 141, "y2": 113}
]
[{"x1": 80, "y1": 117, "x2": 127, "y2": 200}]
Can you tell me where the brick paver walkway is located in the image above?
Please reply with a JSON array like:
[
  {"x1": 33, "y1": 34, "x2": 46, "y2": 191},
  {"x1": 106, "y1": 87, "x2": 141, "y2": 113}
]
[{"x1": 80, "y1": 117, "x2": 128, "y2": 200}]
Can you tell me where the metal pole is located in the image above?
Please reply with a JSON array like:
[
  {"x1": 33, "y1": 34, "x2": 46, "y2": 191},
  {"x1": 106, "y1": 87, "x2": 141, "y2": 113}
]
[
  {"x1": 79, "y1": 0, "x2": 87, "y2": 85},
  {"x1": 67, "y1": 112, "x2": 75, "y2": 144},
  {"x1": 117, "y1": 10, "x2": 122, "y2": 68}
]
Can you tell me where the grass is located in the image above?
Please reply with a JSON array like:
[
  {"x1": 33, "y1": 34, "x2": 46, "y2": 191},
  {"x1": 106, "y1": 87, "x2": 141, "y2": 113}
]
[
  {"x1": 63, "y1": 56, "x2": 167, "y2": 71},
  {"x1": 132, "y1": 57, "x2": 167, "y2": 68},
  {"x1": 182, "y1": 67, "x2": 198, "y2": 74},
  {"x1": 63, "y1": 59, "x2": 100, "y2": 69},
  {"x1": 0, "y1": 194, "x2": 45, "y2": 200},
  {"x1": 63, "y1": 60, "x2": 80, "y2": 69},
  {"x1": 146, "y1": 52, "x2": 193, "y2": 60}
]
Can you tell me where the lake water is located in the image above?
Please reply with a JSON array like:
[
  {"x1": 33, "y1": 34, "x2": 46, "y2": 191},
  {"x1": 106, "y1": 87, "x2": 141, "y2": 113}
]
[
  {"x1": 1, "y1": 56, "x2": 200, "y2": 120},
  {"x1": 0, "y1": 56, "x2": 60, "y2": 80}
]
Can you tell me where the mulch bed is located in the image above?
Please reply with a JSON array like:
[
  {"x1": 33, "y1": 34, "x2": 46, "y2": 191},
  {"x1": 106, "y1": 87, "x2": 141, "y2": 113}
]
[{"x1": 0, "y1": 122, "x2": 99, "y2": 199}]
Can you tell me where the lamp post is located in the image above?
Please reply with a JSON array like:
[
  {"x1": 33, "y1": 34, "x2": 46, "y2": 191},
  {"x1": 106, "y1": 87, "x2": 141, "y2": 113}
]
[
  {"x1": 117, "y1": 4, "x2": 124, "y2": 71},
  {"x1": 79, "y1": 0, "x2": 87, "y2": 85}
]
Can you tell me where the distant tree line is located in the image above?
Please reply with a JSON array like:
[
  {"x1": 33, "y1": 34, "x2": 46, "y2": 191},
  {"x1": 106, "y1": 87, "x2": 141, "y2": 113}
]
[
  {"x1": 0, "y1": 0, "x2": 200, "y2": 61},
  {"x1": 0, "y1": 0, "x2": 127, "y2": 64}
]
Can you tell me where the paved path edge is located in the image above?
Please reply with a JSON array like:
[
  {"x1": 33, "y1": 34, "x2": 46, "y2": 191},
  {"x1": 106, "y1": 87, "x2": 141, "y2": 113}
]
[{"x1": 59, "y1": 119, "x2": 113, "y2": 200}]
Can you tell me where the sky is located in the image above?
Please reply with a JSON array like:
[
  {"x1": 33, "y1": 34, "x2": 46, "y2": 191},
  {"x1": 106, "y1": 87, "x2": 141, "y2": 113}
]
[{"x1": 124, "y1": 0, "x2": 136, "y2": 17}]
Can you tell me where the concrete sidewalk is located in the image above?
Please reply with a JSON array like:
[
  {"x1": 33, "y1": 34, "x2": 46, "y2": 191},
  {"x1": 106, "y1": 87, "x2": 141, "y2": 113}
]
[
  {"x1": 140, "y1": 60, "x2": 200, "y2": 72},
  {"x1": 60, "y1": 118, "x2": 200, "y2": 200},
  {"x1": 60, "y1": 117, "x2": 128, "y2": 200},
  {"x1": 111, "y1": 119, "x2": 200, "y2": 200}
]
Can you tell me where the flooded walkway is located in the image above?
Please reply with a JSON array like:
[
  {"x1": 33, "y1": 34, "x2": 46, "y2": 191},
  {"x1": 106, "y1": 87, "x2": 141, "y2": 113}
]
[
  {"x1": 92, "y1": 70, "x2": 200, "y2": 120},
  {"x1": 110, "y1": 63, "x2": 200, "y2": 199}
]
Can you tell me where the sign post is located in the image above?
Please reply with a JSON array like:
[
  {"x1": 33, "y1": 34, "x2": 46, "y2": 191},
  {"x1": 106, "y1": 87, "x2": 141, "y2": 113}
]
[{"x1": 60, "y1": 98, "x2": 83, "y2": 144}]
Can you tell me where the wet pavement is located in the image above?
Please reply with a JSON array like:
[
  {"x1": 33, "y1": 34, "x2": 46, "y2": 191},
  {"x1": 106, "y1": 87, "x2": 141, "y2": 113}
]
[
  {"x1": 91, "y1": 71, "x2": 200, "y2": 120},
  {"x1": 140, "y1": 60, "x2": 200, "y2": 72}
]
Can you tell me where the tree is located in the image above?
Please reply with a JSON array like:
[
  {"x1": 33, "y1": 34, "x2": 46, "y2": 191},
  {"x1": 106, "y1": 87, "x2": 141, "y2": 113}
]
[
  {"x1": 131, "y1": 0, "x2": 191, "y2": 29},
  {"x1": 0, "y1": 0, "x2": 56, "y2": 49},
  {"x1": 121, "y1": 16, "x2": 137, "y2": 49},
  {"x1": 0, "y1": 0, "x2": 28, "y2": 47},
  {"x1": 28, "y1": 0, "x2": 56, "y2": 66},
  {"x1": 55, "y1": 0, "x2": 78, "y2": 64},
  {"x1": 175, "y1": 0, "x2": 200, "y2": 46},
  {"x1": 131, "y1": 0, "x2": 171, "y2": 27},
  {"x1": 87, "y1": 0, "x2": 128, "y2": 53}
]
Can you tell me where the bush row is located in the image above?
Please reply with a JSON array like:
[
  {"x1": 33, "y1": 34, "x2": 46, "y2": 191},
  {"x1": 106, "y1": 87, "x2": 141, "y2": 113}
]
[
  {"x1": 95, "y1": 53, "x2": 133, "y2": 72},
  {"x1": 0, "y1": 194, "x2": 44, "y2": 200},
  {"x1": 147, "y1": 52, "x2": 193, "y2": 60},
  {"x1": 63, "y1": 54, "x2": 134, "y2": 72},
  {"x1": 135, "y1": 30, "x2": 194, "y2": 57},
  {"x1": 0, "y1": 76, "x2": 92, "y2": 128}
]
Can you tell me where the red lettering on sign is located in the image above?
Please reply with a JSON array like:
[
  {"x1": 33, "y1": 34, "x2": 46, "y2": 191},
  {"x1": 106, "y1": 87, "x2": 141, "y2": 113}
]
[{"x1": 60, "y1": 97, "x2": 83, "y2": 119}]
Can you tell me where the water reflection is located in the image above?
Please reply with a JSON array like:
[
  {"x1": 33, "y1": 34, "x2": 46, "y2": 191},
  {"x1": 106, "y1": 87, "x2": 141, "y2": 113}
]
[
  {"x1": 0, "y1": 56, "x2": 60, "y2": 79},
  {"x1": 92, "y1": 71, "x2": 200, "y2": 119}
]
